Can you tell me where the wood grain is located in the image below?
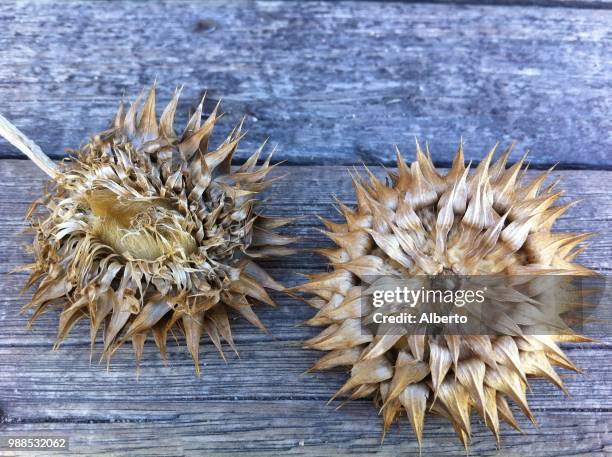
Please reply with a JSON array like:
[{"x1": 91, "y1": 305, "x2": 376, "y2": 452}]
[
  {"x1": 0, "y1": 160, "x2": 610, "y2": 456},
  {"x1": 0, "y1": 1, "x2": 610, "y2": 168},
  {"x1": 410, "y1": 0, "x2": 612, "y2": 6}
]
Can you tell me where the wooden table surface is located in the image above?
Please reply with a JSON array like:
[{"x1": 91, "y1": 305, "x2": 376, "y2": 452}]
[{"x1": 0, "y1": 1, "x2": 610, "y2": 456}]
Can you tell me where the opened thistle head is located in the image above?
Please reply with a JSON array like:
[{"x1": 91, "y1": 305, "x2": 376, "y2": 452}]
[
  {"x1": 17, "y1": 83, "x2": 294, "y2": 372},
  {"x1": 297, "y1": 142, "x2": 595, "y2": 449}
]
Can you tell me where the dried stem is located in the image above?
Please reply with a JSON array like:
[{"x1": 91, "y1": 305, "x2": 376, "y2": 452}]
[{"x1": 0, "y1": 113, "x2": 57, "y2": 178}]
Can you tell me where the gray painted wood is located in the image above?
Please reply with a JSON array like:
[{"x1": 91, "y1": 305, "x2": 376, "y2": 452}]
[
  {"x1": 0, "y1": 160, "x2": 610, "y2": 456},
  {"x1": 0, "y1": 1, "x2": 611, "y2": 168},
  {"x1": 407, "y1": 0, "x2": 612, "y2": 6}
]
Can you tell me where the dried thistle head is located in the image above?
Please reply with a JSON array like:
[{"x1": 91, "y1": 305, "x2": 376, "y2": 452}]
[
  {"x1": 296, "y1": 142, "x2": 595, "y2": 449},
  {"x1": 4, "y1": 83, "x2": 294, "y2": 372}
]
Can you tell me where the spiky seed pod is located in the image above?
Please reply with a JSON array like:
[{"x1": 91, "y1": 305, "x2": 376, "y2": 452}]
[
  {"x1": 2, "y1": 84, "x2": 294, "y2": 372},
  {"x1": 297, "y1": 142, "x2": 595, "y2": 449}
]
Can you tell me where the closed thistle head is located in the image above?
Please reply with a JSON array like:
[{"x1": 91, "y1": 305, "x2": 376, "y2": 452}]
[
  {"x1": 19, "y1": 83, "x2": 294, "y2": 373},
  {"x1": 297, "y1": 141, "x2": 595, "y2": 449}
]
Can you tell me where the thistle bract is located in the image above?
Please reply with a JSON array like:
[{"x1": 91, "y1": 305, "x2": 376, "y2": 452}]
[
  {"x1": 10, "y1": 84, "x2": 294, "y2": 372},
  {"x1": 297, "y1": 143, "x2": 594, "y2": 448}
]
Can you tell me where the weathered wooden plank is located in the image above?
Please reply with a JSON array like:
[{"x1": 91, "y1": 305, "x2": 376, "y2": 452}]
[
  {"x1": 255, "y1": 0, "x2": 612, "y2": 8},
  {"x1": 421, "y1": 0, "x2": 612, "y2": 7},
  {"x1": 0, "y1": 404, "x2": 610, "y2": 457},
  {"x1": 0, "y1": 161, "x2": 610, "y2": 455},
  {"x1": 0, "y1": 1, "x2": 610, "y2": 168},
  {"x1": 1, "y1": 161, "x2": 610, "y2": 272},
  {"x1": 0, "y1": 342, "x2": 609, "y2": 408}
]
